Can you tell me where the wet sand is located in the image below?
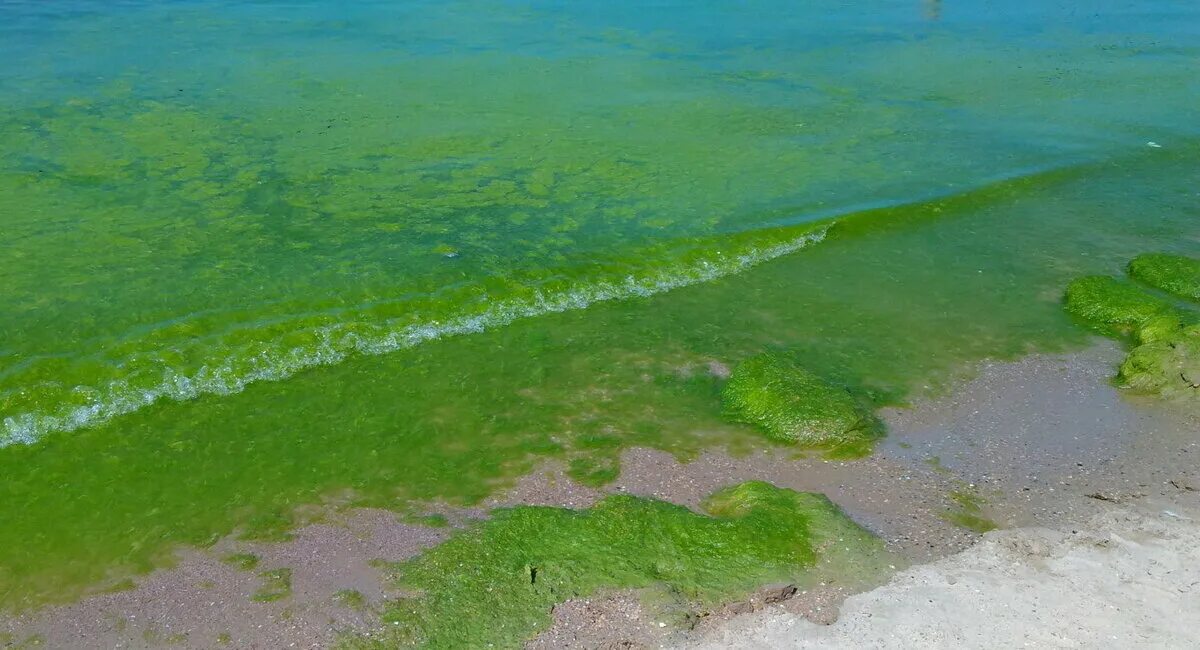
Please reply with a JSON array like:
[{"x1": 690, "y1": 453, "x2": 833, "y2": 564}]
[{"x1": 2, "y1": 339, "x2": 1196, "y2": 649}]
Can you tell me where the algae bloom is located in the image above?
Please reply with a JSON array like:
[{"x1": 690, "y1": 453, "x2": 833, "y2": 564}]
[
  {"x1": 349, "y1": 482, "x2": 888, "y2": 649},
  {"x1": 1063, "y1": 256, "x2": 1200, "y2": 399},
  {"x1": 721, "y1": 352, "x2": 882, "y2": 454},
  {"x1": 1063, "y1": 275, "x2": 1181, "y2": 342},
  {"x1": 1129, "y1": 253, "x2": 1200, "y2": 302}
]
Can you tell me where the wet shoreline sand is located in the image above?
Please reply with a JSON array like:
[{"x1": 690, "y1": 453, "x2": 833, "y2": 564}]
[
  {"x1": 686, "y1": 487, "x2": 1200, "y2": 649},
  {"x1": 2, "y1": 339, "x2": 1196, "y2": 648}
]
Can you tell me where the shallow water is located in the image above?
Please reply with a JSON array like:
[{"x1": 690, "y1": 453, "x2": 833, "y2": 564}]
[{"x1": 1, "y1": 0, "x2": 1198, "y2": 608}]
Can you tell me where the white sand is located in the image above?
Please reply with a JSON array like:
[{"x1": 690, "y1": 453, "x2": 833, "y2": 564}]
[{"x1": 687, "y1": 494, "x2": 1200, "y2": 649}]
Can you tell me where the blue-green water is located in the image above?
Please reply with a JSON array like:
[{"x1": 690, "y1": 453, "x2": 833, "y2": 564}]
[{"x1": 1, "y1": 0, "x2": 1198, "y2": 609}]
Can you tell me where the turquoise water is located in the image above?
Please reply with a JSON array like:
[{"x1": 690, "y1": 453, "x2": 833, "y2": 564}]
[{"x1": 1, "y1": 0, "x2": 1198, "y2": 607}]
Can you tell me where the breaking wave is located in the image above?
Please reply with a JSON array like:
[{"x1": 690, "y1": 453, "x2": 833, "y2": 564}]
[{"x1": 1, "y1": 226, "x2": 828, "y2": 446}]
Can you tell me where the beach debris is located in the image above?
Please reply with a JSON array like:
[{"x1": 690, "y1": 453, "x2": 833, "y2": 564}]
[{"x1": 1170, "y1": 479, "x2": 1197, "y2": 492}]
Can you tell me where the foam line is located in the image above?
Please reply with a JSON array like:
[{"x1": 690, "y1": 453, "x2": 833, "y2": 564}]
[{"x1": 1, "y1": 228, "x2": 827, "y2": 447}]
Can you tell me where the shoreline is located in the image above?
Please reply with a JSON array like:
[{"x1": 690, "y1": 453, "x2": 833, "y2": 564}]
[
  {"x1": 2, "y1": 339, "x2": 1196, "y2": 648},
  {"x1": 686, "y1": 487, "x2": 1200, "y2": 649}
]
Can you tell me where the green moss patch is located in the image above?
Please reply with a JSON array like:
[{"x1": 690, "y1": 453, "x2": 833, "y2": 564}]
[
  {"x1": 1129, "y1": 253, "x2": 1200, "y2": 302},
  {"x1": 721, "y1": 352, "x2": 882, "y2": 454},
  {"x1": 349, "y1": 482, "x2": 888, "y2": 649}
]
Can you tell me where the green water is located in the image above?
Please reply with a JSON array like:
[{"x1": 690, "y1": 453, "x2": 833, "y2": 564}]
[{"x1": 1, "y1": 0, "x2": 1199, "y2": 609}]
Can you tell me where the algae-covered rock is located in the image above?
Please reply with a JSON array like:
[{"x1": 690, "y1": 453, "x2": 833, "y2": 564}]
[
  {"x1": 721, "y1": 352, "x2": 881, "y2": 452},
  {"x1": 1062, "y1": 266, "x2": 1200, "y2": 401},
  {"x1": 1129, "y1": 253, "x2": 1200, "y2": 302},
  {"x1": 1136, "y1": 312, "x2": 1192, "y2": 344},
  {"x1": 1064, "y1": 275, "x2": 1181, "y2": 341},
  {"x1": 1119, "y1": 325, "x2": 1200, "y2": 399}
]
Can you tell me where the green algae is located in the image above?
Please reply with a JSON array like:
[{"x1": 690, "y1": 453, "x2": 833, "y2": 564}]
[
  {"x1": 251, "y1": 568, "x2": 293, "y2": 603},
  {"x1": 333, "y1": 589, "x2": 368, "y2": 611},
  {"x1": 2, "y1": 144, "x2": 1198, "y2": 612},
  {"x1": 941, "y1": 489, "x2": 998, "y2": 534},
  {"x1": 1129, "y1": 253, "x2": 1200, "y2": 302},
  {"x1": 346, "y1": 482, "x2": 888, "y2": 649},
  {"x1": 6, "y1": 0, "x2": 1199, "y2": 449},
  {"x1": 0, "y1": 12, "x2": 1194, "y2": 624},
  {"x1": 100, "y1": 578, "x2": 136, "y2": 594},
  {"x1": 924, "y1": 456, "x2": 951, "y2": 475},
  {"x1": 222, "y1": 553, "x2": 261, "y2": 572},
  {"x1": 1063, "y1": 256, "x2": 1200, "y2": 400},
  {"x1": 0, "y1": 634, "x2": 44, "y2": 649},
  {"x1": 1063, "y1": 276, "x2": 1182, "y2": 341},
  {"x1": 721, "y1": 352, "x2": 882, "y2": 454},
  {"x1": 567, "y1": 455, "x2": 623, "y2": 487},
  {"x1": 942, "y1": 511, "x2": 998, "y2": 534},
  {"x1": 1118, "y1": 326, "x2": 1200, "y2": 398},
  {"x1": 0, "y1": 35, "x2": 881, "y2": 447}
]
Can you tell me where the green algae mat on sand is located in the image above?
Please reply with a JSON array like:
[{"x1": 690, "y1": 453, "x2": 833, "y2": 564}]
[
  {"x1": 722, "y1": 352, "x2": 882, "y2": 457},
  {"x1": 343, "y1": 482, "x2": 890, "y2": 649},
  {"x1": 1065, "y1": 255, "x2": 1200, "y2": 400}
]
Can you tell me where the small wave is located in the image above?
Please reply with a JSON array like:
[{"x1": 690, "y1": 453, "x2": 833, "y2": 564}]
[{"x1": 0, "y1": 227, "x2": 827, "y2": 447}]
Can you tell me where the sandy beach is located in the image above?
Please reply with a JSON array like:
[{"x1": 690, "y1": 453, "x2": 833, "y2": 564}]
[{"x1": 687, "y1": 489, "x2": 1200, "y2": 649}]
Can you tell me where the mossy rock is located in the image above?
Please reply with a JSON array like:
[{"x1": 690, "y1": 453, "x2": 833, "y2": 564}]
[
  {"x1": 1129, "y1": 253, "x2": 1200, "y2": 302},
  {"x1": 1064, "y1": 275, "x2": 1181, "y2": 341},
  {"x1": 1119, "y1": 325, "x2": 1200, "y2": 399},
  {"x1": 1063, "y1": 266, "x2": 1200, "y2": 401},
  {"x1": 721, "y1": 352, "x2": 881, "y2": 453},
  {"x1": 1137, "y1": 312, "x2": 1192, "y2": 344}
]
